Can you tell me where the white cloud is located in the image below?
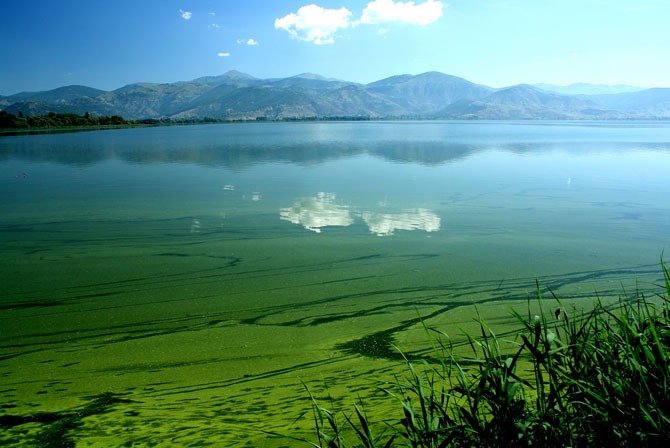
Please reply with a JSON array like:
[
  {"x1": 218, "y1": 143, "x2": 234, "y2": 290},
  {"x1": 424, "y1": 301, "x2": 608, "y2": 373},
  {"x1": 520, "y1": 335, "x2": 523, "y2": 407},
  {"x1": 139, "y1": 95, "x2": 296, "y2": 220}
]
[
  {"x1": 359, "y1": 0, "x2": 443, "y2": 26},
  {"x1": 275, "y1": 4, "x2": 352, "y2": 45},
  {"x1": 209, "y1": 12, "x2": 216, "y2": 16},
  {"x1": 179, "y1": 9, "x2": 192, "y2": 20},
  {"x1": 217, "y1": 52, "x2": 230, "y2": 57},
  {"x1": 209, "y1": 23, "x2": 220, "y2": 28},
  {"x1": 237, "y1": 38, "x2": 259, "y2": 46},
  {"x1": 378, "y1": 28, "x2": 390, "y2": 34}
]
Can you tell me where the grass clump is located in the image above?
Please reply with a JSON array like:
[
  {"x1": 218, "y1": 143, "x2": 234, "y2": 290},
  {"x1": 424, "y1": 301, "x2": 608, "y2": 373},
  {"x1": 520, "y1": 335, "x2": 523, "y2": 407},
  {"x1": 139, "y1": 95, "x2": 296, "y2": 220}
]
[{"x1": 303, "y1": 262, "x2": 670, "y2": 447}]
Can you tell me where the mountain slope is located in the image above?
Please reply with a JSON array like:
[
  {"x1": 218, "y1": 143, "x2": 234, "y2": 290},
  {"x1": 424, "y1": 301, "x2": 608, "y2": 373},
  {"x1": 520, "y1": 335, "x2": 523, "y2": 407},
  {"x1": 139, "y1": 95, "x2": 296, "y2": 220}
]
[
  {"x1": 22, "y1": 85, "x2": 107, "y2": 103},
  {"x1": 172, "y1": 86, "x2": 319, "y2": 119},
  {"x1": 172, "y1": 84, "x2": 406, "y2": 119},
  {"x1": 437, "y1": 85, "x2": 626, "y2": 119},
  {"x1": 263, "y1": 74, "x2": 356, "y2": 90},
  {"x1": 1, "y1": 85, "x2": 110, "y2": 116},
  {"x1": 533, "y1": 83, "x2": 645, "y2": 96},
  {"x1": 365, "y1": 72, "x2": 494, "y2": 113},
  {"x1": 3, "y1": 91, "x2": 43, "y2": 102},
  {"x1": 4, "y1": 98, "x2": 118, "y2": 117},
  {"x1": 96, "y1": 82, "x2": 215, "y2": 118},
  {"x1": 190, "y1": 70, "x2": 259, "y2": 87},
  {"x1": 584, "y1": 88, "x2": 670, "y2": 117}
]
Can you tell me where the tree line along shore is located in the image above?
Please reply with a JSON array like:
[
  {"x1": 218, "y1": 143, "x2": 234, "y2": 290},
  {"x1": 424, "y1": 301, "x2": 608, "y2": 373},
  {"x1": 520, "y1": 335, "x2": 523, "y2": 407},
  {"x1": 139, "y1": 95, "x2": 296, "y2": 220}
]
[{"x1": 0, "y1": 110, "x2": 382, "y2": 132}]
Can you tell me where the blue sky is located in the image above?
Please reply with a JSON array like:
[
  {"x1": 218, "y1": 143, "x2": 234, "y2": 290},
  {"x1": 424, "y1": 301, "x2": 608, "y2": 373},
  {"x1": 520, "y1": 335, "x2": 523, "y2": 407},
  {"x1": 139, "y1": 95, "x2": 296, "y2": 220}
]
[{"x1": 1, "y1": 0, "x2": 669, "y2": 95}]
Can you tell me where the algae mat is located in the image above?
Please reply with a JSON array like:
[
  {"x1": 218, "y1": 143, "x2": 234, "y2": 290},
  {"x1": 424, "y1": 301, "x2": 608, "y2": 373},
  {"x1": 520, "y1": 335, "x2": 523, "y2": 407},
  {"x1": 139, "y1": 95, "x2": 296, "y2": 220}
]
[{"x1": 1, "y1": 121, "x2": 669, "y2": 446}]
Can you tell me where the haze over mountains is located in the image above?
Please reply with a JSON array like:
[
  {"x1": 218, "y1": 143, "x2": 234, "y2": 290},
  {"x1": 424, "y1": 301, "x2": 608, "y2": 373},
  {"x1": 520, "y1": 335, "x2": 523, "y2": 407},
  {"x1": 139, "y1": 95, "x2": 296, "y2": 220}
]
[{"x1": 1, "y1": 71, "x2": 669, "y2": 120}]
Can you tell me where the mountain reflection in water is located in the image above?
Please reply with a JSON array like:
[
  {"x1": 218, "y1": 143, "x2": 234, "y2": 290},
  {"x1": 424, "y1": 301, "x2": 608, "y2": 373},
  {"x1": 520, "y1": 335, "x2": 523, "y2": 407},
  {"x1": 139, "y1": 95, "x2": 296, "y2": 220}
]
[{"x1": 4, "y1": 121, "x2": 667, "y2": 169}]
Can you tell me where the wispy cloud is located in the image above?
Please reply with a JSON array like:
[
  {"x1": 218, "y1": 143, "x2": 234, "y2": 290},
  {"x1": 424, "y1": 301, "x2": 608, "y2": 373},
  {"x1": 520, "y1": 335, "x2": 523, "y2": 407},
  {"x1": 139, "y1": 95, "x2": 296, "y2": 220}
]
[
  {"x1": 275, "y1": 4, "x2": 352, "y2": 45},
  {"x1": 208, "y1": 12, "x2": 216, "y2": 16},
  {"x1": 217, "y1": 52, "x2": 230, "y2": 57},
  {"x1": 179, "y1": 9, "x2": 192, "y2": 20},
  {"x1": 209, "y1": 23, "x2": 220, "y2": 28},
  {"x1": 237, "y1": 38, "x2": 259, "y2": 46},
  {"x1": 378, "y1": 28, "x2": 390, "y2": 35},
  {"x1": 358, "y1": 0, "x2": 443, "y2": 26}
]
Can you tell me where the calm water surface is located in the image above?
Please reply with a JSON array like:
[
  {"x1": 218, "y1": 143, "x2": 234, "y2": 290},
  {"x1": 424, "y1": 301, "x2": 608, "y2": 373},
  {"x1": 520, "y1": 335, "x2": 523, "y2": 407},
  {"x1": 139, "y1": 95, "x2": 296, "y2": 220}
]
[{"x1": 1, "y1": 121, "x2": 669, "y2": 445}]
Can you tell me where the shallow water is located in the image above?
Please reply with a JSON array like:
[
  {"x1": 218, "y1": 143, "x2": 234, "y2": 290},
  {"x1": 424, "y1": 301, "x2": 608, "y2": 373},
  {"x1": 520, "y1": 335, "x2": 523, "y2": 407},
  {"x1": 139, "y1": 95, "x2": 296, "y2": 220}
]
[{"x1": 1, "y1": 121, "x2": 669, "y2": 445}]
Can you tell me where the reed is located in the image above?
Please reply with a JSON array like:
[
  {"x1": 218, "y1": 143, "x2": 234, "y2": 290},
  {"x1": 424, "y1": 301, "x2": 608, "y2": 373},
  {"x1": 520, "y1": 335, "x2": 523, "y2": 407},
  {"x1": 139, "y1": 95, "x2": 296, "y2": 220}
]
[{"x1": 302, "y1": 261, "x2": 670, "y2": 447}]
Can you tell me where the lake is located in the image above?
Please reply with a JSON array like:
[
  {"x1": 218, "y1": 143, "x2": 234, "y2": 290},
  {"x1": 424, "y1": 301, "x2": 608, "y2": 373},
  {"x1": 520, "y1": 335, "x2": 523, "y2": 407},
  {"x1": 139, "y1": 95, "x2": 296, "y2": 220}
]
[{"x1": 1, "y1": 121, "x2": 669, "y2": 446}]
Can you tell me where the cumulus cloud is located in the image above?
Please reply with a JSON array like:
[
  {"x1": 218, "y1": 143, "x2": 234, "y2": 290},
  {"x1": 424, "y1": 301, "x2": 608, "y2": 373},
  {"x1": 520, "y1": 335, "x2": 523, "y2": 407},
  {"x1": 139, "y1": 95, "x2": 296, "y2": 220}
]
[
  {"x1": 237, "y1": 38, "x2": 259, "y2": 45},
  {"x1": 217, "y1": 52, "x2": 230, "y2": 57},
  {"x1": 179, "y1": 9, "x2": 192, "y2": 20},
  {"x1": 359, "y1": 0, "x2": 443, "y2": 26},
  {"x1": 275, "y1": 4, "x2": 352, "y2": 45}
]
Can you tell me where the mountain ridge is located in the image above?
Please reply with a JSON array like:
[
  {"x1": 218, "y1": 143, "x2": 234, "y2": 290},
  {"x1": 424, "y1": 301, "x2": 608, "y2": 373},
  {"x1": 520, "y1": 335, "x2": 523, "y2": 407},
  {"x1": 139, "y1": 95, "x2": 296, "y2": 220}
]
[
  {"x1": 532, "y1": 83, "x2": 646, "y2": 96},
  {"x1": 2, "y1": 71, "x2": 669, "y2": 120}
]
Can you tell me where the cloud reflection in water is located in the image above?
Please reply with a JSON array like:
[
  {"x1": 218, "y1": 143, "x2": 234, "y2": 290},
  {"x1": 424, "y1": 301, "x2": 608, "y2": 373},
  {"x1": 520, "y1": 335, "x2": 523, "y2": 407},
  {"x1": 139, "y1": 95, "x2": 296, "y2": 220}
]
[
  {"x1": 361, "y1": 209, "x2": 441, "y2": 236},
  {"x1": 280, "y1": 193, "x2": 441, "y2": 236},
  {"x1": 279, "y1": 192, "x2": 353, "y2": 233}
]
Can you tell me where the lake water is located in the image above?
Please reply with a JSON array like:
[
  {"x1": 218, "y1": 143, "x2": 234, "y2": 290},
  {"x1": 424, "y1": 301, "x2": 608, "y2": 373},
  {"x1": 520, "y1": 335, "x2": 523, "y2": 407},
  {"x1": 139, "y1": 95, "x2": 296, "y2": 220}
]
[{"x1": 1, "y1": 121, "x2": 669, "y2": 446}]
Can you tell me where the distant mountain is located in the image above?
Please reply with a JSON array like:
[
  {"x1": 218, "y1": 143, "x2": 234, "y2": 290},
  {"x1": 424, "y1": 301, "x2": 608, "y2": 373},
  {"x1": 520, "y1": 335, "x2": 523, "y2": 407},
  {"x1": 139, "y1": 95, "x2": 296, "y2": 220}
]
[
  {"x1": 2, "y1": 71, "x2": 669, "y2": 120},
  {"x1": 112, "y1": 82, "x2": 161, "y2": 93},
  {"x1": 1, "y1": 85, "x2": 109, "y2": 115},
  {"x1": 292, "y1": 73, "x2": 345, "y2": 82},
  {"x1": 99, "y1": 82, "x2": 213, "y2": 117},
  {"x1": 533, "y1": 83, "x2": 645, "y2": 96},
  {"x1": 4, "y1": 100, "x2": 83, "y2": 116},
  {"x1": 172, "y1": 86, "x2": 318, "y2": 120},
  {"x1": 584, "y1": 88, "x2": 670, "y2": 117},
  {"x1": 191, "y1": 70, "x2": 259, "y2": 87},
  {"x1": 436, "y1": 85, "x2": 627, "y2": 120},
  {"x1": 366, "y1": 71, "x2": 494, "y2": 113},
  {"x1": 171, "y1": 84, "x2": 405, "y2": 120},
  {"x1": 26, "y1": 85, "x2": 106, "y2": 103},
  {"x1": 4, "y1": 98, "x2": 118, "y2": 117},
  {"x1": 3, "y1": 91, "x2": 40, "y2": 102},
  {"x1": 263, "y1": 74, "x2": 356, "y2": 90}
]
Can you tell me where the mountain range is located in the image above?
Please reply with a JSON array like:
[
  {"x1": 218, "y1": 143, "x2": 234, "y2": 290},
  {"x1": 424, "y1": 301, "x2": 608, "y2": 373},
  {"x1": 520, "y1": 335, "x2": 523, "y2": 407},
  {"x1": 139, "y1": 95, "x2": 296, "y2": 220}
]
[{"x1": 2, "y1": 71, "x2": 669, "y2": 120}]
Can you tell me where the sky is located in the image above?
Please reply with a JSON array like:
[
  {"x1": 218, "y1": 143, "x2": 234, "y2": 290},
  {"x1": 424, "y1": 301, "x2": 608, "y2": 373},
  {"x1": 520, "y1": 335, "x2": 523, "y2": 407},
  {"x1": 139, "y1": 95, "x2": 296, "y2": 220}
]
[{"x1": 1, "y1": 0, "x2": 669, "y2": 95}]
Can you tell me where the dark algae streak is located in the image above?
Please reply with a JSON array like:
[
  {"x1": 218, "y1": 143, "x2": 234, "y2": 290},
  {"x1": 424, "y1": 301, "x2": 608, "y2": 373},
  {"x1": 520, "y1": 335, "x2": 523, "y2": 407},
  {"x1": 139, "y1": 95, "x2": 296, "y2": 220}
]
[{"x1": 0, "y1": 393, "x2": 134, "y2": 447}]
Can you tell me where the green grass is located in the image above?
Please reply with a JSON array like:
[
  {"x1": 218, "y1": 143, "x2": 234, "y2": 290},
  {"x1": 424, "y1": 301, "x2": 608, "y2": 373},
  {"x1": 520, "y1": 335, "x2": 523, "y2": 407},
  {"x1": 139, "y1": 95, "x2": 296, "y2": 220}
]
[{"x1": 298, "y1": 261, "x2": 670, "y2": 447}]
